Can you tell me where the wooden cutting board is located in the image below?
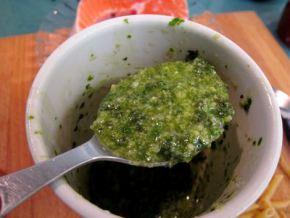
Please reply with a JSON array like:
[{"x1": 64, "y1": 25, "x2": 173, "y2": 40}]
[{"x1": 0, "y1": 11, "x2": 289, "y2": 218}]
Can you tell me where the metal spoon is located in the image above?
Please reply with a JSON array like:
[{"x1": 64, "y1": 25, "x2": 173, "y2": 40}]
[
  {"x1": 0, "y1": 136, "x2": 168, "y2": 216},
  {"x1": 273, "y1": 88, "x2": 290, "y2": 140}
]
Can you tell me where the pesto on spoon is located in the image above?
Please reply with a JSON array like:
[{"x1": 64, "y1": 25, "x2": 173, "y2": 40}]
[{"x1": 91, "y1": 57, "x2": 234, "y2": 165}]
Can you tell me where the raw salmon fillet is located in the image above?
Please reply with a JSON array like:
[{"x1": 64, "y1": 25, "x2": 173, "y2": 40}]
[{"x1": 75, "y1": 0, "x2": 189, "y2": 32}]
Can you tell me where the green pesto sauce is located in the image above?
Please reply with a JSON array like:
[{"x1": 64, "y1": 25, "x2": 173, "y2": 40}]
[
  {"x1": 91, "y1": 57, "x2": 234, "y2": 165},
  {"x1": 87, "y1": 74, "x2": 94, "y2": 81},
  {"x1": 168, "y1": 18, "x2": 185, "y2": 26},
  {"x1": 28, "y1": 115, "x2": 34, "y2": 120},
  {"x1": 89, "y1": 53, "x2": 96, "y2": 61},
  {"x1": 240, "y1": 97, "x2": 252, "y2": 113},
  {"x1": 123, "y1": 18, "x2": 129, "y2": 24},
  {"x1": 257, "y1": 137, "x2": 263, "y2": 146}
]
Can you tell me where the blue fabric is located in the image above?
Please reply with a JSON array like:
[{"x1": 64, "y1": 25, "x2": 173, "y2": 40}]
[
  {"x1": 0, "y1": 0, "x2": 60, "y2": 37},
  {"x1": 0, "y1": 0, "x2": 289, "y2": 56}
]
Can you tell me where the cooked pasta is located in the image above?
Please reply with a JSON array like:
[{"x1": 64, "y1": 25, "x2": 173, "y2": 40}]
[
  {"x1": 255, "y1": 207, "x2": 277, "y2": 218},
  {"x1": 260, "y1": 175, "x2": 283, "y2": 200},
  {"x1": 280, "y1": 155, "x2": 290, "y2": 178},
  {"x1": 277, "y1": 210, "x2": 287, "y2": 218},
  {"x1": 239, "y1": 174, "x2": 290, "y2": 218},
  {"x1": 272, "y1": 201, "x2": 290, "y2": 209},
  {"x1": 239, "y1": 211, "x2": 257, "y2": 218}
]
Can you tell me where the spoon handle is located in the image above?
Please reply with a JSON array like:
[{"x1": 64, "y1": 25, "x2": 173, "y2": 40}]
[{"x1": 0, "y1": 141, "x2": 100, "y2": 216}]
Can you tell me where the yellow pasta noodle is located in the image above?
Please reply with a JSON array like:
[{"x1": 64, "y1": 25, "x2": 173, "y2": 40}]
[
  {"x1": 245, "y1": 203, "x2": 260, "y2": 212},
  {"x1": 259, "y1": 174, "x2": 283, "y2": 200},
  {"x1": 277, "y1": 210, "x2": 287, "y2": 218},
  {"x1": 272, "y1": 200, "x2": 290, "y2": 209},
  {"x1": 239, "y1": 174, "x2": 290, "y2": 218},
  {"x1": 259, "y1": 199, "x2": 272, "y2": 208},
  {"x1": 239, "y1": 210, "x2": 258, "y2": 218},
  {"x1": 256, "y1": 208, "x2": 278, "y2": 218},
  {"x1": 260, "y1": 199, "x2": 281, "y2": 217},
  {"x1": 280, "y1": 155, "x2": 290, "y2": 178}
]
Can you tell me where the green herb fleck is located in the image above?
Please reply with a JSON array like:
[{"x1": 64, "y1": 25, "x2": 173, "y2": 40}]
[
  {"x1": 123, "y1": 57, "x2": 128, "y2": 61},
  {"x1": 225, "y1": 177, "x2": 231, "y2": 183},
  {"x1": 224, "y1": 64, "x2": 228, "y2": 69},
  {"x1": 212, "y1": 34, "x2": 221, "y2": 41},
  {"x1": 124, "y1": 18, "x2": 129, "y2": 24},
  {"x1": 87, "y1": 74, "x2": 94, "y2": 81},
  {"x1": 28, "y1": 115, "x2": 34, "y2": 120},
  {"x1": 224, "y1": 124, "x2": 229, "y2": 130},
  {"x1": 88, "y1": 92, "x2": 94, "y2": 98},
  {"x1": 225, "y1": 191, "x2": 234, "y2": 200},
  {"x1": 79, "y1": 102, "x2": 85, "y2": 109},
  {"x1": 168, "y1": 18, "x2": 184, "y2": 26},
  {"x1": 115, "y1": 43, "x2": 121, "y2": 49},
  {"x1": 59, "y1": 124, "x2": 62, "y2": 129},
  {"x1": 85, "y1": 84, "x2": 92, "y2": 90},
  {"x1": 127, "y1": 34, "x2": 132, "y2": 39},
  {"x1": 166, "y1": 48, "x2": 176, "y2": 59},
  {"x1": 252, "y1": 140, "x2": 256, "y2": 146},
  {"x1": 34, "y1": 130, "x2": 43, "y2": 135},
  {"x1": 63, "y1": 175, "x2": 69, "y2": 183},
  {"x1": 53, "y1": 149, "x2": 58, "y2": 156},
  {"x1": 211, "y1": 141, "x2": 217, "y2": 150},
  {"x1": 89, "y1": 53, "x2": 96, "y2": 61},
  {"x1": 257, "y1": 137, "x2": 263, "y2": 146},
  {"x1": 240, "y1": 97, "x2": 252, "y2": 113},
  {"x1": 222, "y1": 132, "x2": 226, "y2": 139},
  {"x1": 72, "y1": 141, "x2": 77, "y2": 148},
  {"x1": 185, "y1": 50, "x2": 198, "y2": 62},
  {"x1": 224, "y1": 168, "x2": 228, "y2": 177},
  {"x1": 78, "y1": 114, "x2": 84, "y2": 121}
]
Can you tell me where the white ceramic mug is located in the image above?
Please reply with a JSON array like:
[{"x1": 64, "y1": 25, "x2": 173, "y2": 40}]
[{"x1": 26, "y1": 15, "x2": 282, "y2": 218}]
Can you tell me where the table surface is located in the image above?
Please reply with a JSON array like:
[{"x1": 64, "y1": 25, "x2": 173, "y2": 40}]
[{"x1": 0, "y1": 11, "x2": 289, "y2": 218}]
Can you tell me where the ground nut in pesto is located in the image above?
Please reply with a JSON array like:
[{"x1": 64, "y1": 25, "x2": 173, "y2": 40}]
[{"x1": 91, "y1": 57, "x2": 234, "y2": 165}]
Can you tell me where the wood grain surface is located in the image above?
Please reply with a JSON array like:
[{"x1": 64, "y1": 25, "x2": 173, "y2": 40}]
[
  {"x1": 0, "y1": 11, "x2": 289, "y2": 217},
  {"x1": 0, "y1": 34, "x2": 79, "y2": 218}
]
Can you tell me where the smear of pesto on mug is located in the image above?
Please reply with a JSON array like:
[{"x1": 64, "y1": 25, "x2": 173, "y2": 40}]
[{"x1": 91, "y1": 57, "x2": 234, "y2": 165}]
